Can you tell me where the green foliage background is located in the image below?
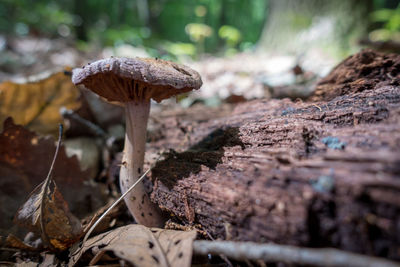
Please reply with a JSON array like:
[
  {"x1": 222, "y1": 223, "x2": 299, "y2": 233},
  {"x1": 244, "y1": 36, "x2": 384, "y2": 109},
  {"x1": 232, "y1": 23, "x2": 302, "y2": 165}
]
[
  {"x1": 0, "y1": 0, "x2": 268, "y2": 57},
  {"x1": 0, "y1": 0, "x2": 398, "y2": 58}
]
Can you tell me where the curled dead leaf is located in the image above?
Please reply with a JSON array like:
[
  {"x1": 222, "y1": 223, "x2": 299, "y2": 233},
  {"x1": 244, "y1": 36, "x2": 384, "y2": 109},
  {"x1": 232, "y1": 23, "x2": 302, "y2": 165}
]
[
  {"x1": 70, "y1": 225, "x2": 196, "y2": 267},
  {"x1": 0, "y1": 118, "x2": 106, "y2": 238},
  {"x1": 15, "y1": 179, "x2": 83, "y2": 251},
  {"x1": 5, "y1": 234, "x2": 37, "y2": 251},
  {"x1": 13, "y1": 124, "x2": 82, "y2": 251}
]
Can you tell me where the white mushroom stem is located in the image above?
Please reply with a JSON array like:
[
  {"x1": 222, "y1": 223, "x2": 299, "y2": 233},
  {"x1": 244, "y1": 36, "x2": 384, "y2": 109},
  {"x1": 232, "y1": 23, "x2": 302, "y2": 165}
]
[{"x1": 120, "y1": 100, "x2": 165, "y2": 227}]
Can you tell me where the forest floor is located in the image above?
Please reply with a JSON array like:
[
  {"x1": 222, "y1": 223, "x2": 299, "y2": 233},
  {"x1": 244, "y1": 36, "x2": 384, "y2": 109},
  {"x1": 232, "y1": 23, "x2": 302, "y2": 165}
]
[{"x1": 0, "y1": 36, "x2": 399, "y2": 266}]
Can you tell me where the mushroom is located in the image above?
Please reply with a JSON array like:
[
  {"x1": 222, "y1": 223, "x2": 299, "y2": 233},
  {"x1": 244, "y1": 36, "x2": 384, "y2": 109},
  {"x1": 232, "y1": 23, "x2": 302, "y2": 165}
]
[{"x1": 72, "y1": 57, "x2": 202, "y2": 227}]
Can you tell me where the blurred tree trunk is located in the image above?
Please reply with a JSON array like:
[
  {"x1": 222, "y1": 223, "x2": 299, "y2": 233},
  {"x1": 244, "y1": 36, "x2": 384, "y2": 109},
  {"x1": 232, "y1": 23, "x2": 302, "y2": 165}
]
[
  {"x1": 118, "y1": 0, "x2": 126, "y2": 24},
  {"x1": 73, "y1": 0, "x2": 89, "y2": 41},
  {"x1": 137, "y1": 0, "x2": 150, "y2": 25},
  {"x1": 258, "y1": 0, "x2": 372, "y2": 53}
]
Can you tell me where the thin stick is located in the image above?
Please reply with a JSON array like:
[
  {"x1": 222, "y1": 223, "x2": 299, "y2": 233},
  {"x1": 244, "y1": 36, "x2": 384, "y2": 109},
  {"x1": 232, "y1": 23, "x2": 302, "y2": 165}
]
[
  {"x1": 204, "y1": 231, "x2": 233, "y2": 267},
  {"x1": 82, "y1": 168, "x2": 150, "y2": 245},
  {"x1": 82, "y1": 154, "x2": 163, "y2": 245},
  {"x1": 40, "y1": 124, "x2": 63, "y2": 249},
  {"x1": 60, "y1": 107, "x2": 107, "y2": 137},
  {"x1": 193, "y1": 240, "x2": 400, "y2": 267}
]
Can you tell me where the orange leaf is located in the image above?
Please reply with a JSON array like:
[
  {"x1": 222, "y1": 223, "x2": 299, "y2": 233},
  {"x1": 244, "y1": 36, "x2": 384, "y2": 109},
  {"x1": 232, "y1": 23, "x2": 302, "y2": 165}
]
[{"x1": 0, "y1": 69, "x2": 81, "y2": 136}]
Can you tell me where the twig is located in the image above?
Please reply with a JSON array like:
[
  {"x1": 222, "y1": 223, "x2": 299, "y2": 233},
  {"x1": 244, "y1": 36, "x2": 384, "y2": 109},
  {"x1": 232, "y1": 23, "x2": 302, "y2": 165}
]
[
  {"x1": 193, "y1": 240, "x2": 400, "y2": 267},
  {"x1": 39, "y1": 124, "x2": 63, "y2": 249},
  {"x1": 59, "y1": 107, "x2": 107, "y2": 137},
  {"x1": 312, "y1": 103, "x2": 322, "y2": 112},
  {"x1": 0, "y1": 248, "x2": 19, "y2": 252},
  {"x1": 81, "y1": 153, "x2": 164, "y2": 246},
  {"x1": 204, "y1": 231, "x2": 233, "y2": 267}
]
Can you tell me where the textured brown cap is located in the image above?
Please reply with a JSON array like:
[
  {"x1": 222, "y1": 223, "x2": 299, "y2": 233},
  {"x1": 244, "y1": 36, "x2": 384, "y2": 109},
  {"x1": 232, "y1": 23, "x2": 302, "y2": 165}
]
[{"x1": 72, "y1": 57, "x2": 202, "y2": 103}]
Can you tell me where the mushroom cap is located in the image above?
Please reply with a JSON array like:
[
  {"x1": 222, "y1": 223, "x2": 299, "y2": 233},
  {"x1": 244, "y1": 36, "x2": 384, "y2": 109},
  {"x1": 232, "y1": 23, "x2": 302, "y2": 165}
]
[{"x1": 72, "y1": 57, "x2": 202, "y2": 103}]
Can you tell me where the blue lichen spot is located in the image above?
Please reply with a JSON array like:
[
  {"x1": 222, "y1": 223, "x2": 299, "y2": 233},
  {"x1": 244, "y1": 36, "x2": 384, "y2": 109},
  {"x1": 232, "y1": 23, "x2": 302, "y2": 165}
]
[
  {"x1": 281, "y1": 107, "x2": 296, "y2": 116},
  {"x1": 321, "y1": 136, "x2": 346, "y2": 150},
  {"x1": 311, "y1": 170, "x2": 335, "y2": 193}
]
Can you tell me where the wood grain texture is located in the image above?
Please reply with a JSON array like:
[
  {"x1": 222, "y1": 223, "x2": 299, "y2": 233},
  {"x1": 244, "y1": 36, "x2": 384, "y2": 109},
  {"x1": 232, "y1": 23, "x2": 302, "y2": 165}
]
[{"x1": 144, "y1": 51, "x2": 400, "y2": 260}]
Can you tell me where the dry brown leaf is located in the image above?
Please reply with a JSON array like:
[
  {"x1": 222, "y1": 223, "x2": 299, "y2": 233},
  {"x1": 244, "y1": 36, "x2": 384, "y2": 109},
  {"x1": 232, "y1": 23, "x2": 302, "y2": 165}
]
[
  {"x1": 151, "y1": 228, "x2": 197, "y2": 266},
  {"x1": 0, "y1": 118, "x2": 105, "y2": 238},
  {"x1": 15, "y1": 179, "x2": 83, "y2": 251},
  {"x1": 69, "y1": 225, "x2": 196, "y2": 267},
  {"x1": 5, "y1": 234, "x2": 37, "y2": 251},
  {"x1": 0, "y1": 69, "x2": 81, "y2": 136}
]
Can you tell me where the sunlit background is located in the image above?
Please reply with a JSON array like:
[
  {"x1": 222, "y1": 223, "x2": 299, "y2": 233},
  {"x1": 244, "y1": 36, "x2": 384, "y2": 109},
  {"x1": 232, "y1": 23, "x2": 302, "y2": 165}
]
[
  {"x1": 0, "y1": 1, "x2": 269, "y2": 61},
  {"x1": 0, "y1": 0, "x2": 399, "y2": 97},
  {"x1": 1, "y1": 0, "x2": 399, "y2": 56}
]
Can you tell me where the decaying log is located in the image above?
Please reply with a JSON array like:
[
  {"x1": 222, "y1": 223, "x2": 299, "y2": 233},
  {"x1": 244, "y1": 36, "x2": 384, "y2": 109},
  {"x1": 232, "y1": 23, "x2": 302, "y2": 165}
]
[
  {"x1": 310, "y1": 49, "x2": 399, "y2": 101},
  {"x1": 145, "y1": 50, "x2": 400, "y2": 260}
]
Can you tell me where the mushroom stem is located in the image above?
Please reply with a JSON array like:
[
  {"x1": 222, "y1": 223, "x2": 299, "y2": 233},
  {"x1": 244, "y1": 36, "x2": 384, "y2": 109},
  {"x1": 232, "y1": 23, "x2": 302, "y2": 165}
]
[{"x1": 120, "y1": 100, "x2": 164, "y2": 227}]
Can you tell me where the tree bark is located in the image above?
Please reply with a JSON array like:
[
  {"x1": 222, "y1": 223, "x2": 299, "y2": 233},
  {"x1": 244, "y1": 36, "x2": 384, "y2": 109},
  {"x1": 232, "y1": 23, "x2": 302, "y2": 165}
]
[{"x1": 145, "y1": 50, "x2": 400, "y2": 260}]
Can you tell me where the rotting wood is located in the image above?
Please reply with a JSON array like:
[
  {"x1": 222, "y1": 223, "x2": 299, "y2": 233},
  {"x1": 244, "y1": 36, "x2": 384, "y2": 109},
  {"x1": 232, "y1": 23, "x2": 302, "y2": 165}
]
[{"x1": 138, "y1": 50, "x2": 400, "y2": 260}]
